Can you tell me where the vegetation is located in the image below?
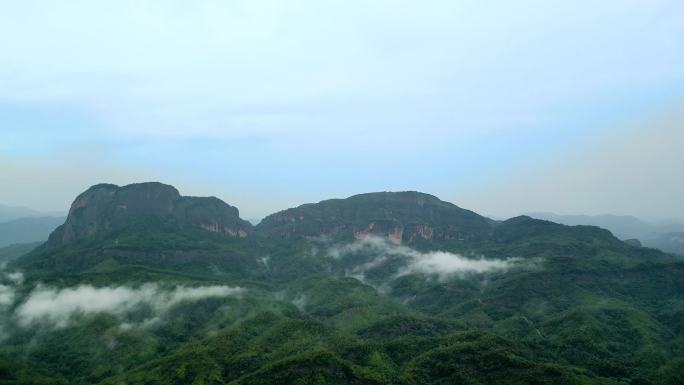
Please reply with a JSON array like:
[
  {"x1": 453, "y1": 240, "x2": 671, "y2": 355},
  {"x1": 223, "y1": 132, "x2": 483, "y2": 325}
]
[
  {"x1": 1, "y1": 187, "x2": 682, "y2": 384},
  {"x1": 0, "y1": 242, "x2": 40, "y2": 265}
]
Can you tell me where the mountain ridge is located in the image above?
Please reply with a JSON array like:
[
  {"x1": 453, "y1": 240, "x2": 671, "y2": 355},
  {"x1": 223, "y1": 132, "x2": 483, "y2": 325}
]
[
  {"x1": 12, "y1": 182, "x2": 648, "y2": 278},
  {"x1": 33, "y1": 183, "x2": 638, "y2": 257},
  {"x1": 256, "y1": 190, "x2": 495, "y2": 246},
  {"x1": 528, "y1": 211, "x2": 684, "y2": 255},
  {"x1": 46, "y1": 182, "x2": 252, "y2": 248},
  {"x1": 3, "y1": 181, "x2": 684, "y2": 384}
]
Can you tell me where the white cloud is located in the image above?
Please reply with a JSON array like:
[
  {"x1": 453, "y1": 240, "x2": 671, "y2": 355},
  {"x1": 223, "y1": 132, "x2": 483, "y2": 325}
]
[
  {"x1": 16, "y1": 283, "x2": 245, "y2": 328},
  {"x1": 1, "y1": 0, "x2": 680, "y2": 141},
  {"x1": 328, "y1": 236, "x2": 521, "y2": 282},
  {"x1": 0, "y1": 272, "x2": 24, "y2": 307},
  {"x1": 291, "y1": 294, "x2": 307, "y2": 312},
  {"x1": 397, "y1": 251, "x2": 518, "y2": 280},
  {"x1": 6, "y1": 272, "x2": 23, "y2": 285},
  {"x1": 0, "y1": 285, "x2": 14, "y2": 306}
]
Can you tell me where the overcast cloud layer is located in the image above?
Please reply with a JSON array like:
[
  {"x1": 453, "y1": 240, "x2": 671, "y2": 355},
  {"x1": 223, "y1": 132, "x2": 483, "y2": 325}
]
[{"x1": 0, "y1": 1, "x2": 682, "y2": 220}]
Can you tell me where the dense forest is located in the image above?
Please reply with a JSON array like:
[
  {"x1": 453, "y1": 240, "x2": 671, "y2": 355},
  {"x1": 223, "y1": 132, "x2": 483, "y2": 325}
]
[{"x1": 0, "y1": 183, "x2": 682, "y2": 384}]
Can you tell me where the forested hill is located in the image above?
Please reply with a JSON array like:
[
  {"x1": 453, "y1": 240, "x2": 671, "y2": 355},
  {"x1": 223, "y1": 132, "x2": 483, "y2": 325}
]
[{"x1": 1, "y1": 182, "x2": 682, "y2": 384}]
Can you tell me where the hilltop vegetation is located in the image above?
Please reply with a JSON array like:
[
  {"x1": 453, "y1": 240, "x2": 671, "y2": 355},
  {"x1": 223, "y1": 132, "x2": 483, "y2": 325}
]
[{"x1": 0, "y1": 183, "x2": 682, "y2": 385}]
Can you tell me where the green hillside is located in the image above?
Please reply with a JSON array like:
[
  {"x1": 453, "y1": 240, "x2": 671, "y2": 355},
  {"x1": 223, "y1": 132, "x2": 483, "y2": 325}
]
[{"x1": 0, "y1": 183, "x2": 682, "y2": 385}]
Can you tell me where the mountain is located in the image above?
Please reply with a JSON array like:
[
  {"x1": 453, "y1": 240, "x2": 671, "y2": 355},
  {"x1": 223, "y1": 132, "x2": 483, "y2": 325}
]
[
  {"x1": 528, "y1": 212, "x2": 684, "y2": 255},
  {"x1": 13, "y1": 182, "x2": 258, "y2": 276},
  {"x1": 645, "y1": 232, "x2": 684, "y2": 256},
  {"x1": 0, "y1": 204, "x2": 44, "y2": 223},
  {"x1": 1, "y1": 183, "x2": 683, "y2": 385},
  {"x1": 526, "y1": 212, "x2": 657, "y2": 239},
  {"x1": 0, "y1": 216, "x2": 65, "y2": 247},
  {"x1": 257, "y1": 191, "x2": 494, "y2": 246},
  {"x1": 0, "y1": 204, "x2": 64, "y2": 223},
  {"x1": 47, "y1": 182, "x2": 251, "y2": 248}
]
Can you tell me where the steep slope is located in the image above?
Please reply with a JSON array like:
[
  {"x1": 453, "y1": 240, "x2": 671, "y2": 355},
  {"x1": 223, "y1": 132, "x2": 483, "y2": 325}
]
[
  {"x1": 12, "y1": 182, "x2": 259, "y2": 276},
  {"x1": 256, "y1": 191, "x2": 494, "y2": 246},
  {"x1": 4, "y1": 183, "x2": 684, "y2": 385},
  {"x1": 47, "y1": 182, "x2": 251, "y2": 248}
]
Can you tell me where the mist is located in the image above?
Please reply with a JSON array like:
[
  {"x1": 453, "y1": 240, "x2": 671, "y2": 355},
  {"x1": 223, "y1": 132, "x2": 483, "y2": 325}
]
[
  {"x1": 328, "y1": 237, "x2": 522, "y2": 282},
  {"x1": 0, "y1": 285, "x2": 13, "y2": 307},
  {"x1": 13, "y1": 283, "x2": 245, "y2": 328}
]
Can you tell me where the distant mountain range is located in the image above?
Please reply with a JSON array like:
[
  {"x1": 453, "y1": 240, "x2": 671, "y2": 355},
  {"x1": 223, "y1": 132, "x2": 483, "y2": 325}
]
[
  {"x1": 0, "y1": 216, "x2": 66, "y2": 248},
  {"x1": 0, "y1": 203, "x2": 63, "y2": 223},
  {"x1": 0, "y1": 204, "x2": 66, "y2": 249},
  {"x1": 527, "y1": 212, "x2": 684, "y2": 255},
  {"x1": 0, "y1": 241, "x2": 42, "y2": 265},
  {"x1": 2, "y1": 197, "x2": 682, "y2": 262}
]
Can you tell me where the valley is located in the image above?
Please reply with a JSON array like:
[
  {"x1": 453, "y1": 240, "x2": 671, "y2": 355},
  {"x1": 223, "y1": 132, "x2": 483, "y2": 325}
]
[{"x1": 0, "y1": 183, "x2": 682, "y2": 384}]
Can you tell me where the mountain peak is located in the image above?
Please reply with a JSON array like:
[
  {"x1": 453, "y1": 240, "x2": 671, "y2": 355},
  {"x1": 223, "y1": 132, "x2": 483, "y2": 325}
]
[
  {"x1": 256, "y1": 191, "x2": 492, "y2": 244},
  {"x1": 347, "y1": 190, "x2": 440, "y2": 201},
  {"x1": 47, "y1": 182, "x2": 251, "y2": 247}
]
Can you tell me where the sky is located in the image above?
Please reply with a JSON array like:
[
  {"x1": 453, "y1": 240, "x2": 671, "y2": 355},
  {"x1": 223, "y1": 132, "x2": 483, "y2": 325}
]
[{"x1": 1, "y1": 0, "x2": 683, "y2": 220}]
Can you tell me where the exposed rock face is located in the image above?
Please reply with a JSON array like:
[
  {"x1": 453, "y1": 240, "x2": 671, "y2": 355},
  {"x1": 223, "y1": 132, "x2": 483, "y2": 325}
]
[
  {"x1": 173, "y1": 196, "x2": 250, "y2": 238},
  {"x1": 256, "y1": 191, "x2": 494, "y2": 245},
  {"x1": 47, "y1": 182, "x2": 251, "y2": 247}
]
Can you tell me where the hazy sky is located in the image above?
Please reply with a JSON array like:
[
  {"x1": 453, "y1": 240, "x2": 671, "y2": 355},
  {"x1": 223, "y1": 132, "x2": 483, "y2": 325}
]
[{"x1": 1, "y1": 0, "x2": 683, "y2": 220}]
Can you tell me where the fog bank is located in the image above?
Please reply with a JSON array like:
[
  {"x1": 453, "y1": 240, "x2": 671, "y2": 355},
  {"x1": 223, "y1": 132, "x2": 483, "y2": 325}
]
[
  {"x1": 15, "y1": 283, "x2": 245, "y2": 328},
  {"x1": 328, "y1": 237, "x2": 521, "y2": 282}
]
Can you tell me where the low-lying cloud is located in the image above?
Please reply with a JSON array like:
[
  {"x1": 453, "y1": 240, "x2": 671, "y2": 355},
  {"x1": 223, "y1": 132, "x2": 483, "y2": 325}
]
[
  {"x1": 0, "y1": 285, "x2": 14, "y2": 306},
  {"x1": 328, "y1": 237, "x2": 522, "y2": 282},
  {"x1": 396, "y1": 251, "x2": 517, "y2": 279},
  {"x1": 16, "y1": 283, "x2": 245, "y2": 328},
  {"x1": 0, "y1": 272, "x2": 23, "y2": 307},
  {"x1": 6, "y1": 272, "x2": 23, "y2": 285}
]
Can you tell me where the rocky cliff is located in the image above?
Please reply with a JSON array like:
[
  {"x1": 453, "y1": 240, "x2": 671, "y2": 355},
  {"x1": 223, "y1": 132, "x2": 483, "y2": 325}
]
[
  {"x1": 46, "y1": 182, "x2": 252, "y2": 247},
  {"x1": 256, "y1": 191, "x2": 494, "y2": 245}
]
